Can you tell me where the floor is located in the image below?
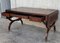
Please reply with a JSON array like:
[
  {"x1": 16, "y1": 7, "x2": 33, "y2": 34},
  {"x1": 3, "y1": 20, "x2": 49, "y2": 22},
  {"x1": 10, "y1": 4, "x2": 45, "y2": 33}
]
[{"x1": 0, "y1": 18, "x2": 60, "y2": 43}]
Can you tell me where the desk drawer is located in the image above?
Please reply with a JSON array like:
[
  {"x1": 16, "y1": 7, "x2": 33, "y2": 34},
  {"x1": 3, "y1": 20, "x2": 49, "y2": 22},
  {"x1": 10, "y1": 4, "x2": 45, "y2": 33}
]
[
  {"x1": 2, "y1": 12, "x2": 10, "y2": 17},
  {"x1": 29, "y1": 16, "x2": 44, "y2": 22},
  {"x1": 18, "y1": 15, "x2": 28, "y2": 19},
  {"x1": 10, "y1": 14, "x2": 28, "y2": 19}
]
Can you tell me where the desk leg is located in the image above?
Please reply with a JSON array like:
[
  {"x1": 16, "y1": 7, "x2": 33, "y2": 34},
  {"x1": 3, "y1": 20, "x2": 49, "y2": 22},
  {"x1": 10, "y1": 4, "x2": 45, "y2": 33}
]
[
  {"x1": 43, "y1": 22, "x2": 50, "y2": 41},
  {"x1": 20, "y1": 19, "x2": 23, "y2": 25},
  {"x1": 8, "y1": 21, "x2": 14, "y2": 31},
  {"x1": 6, "y1": 17, "x2": 23, "y2": 31},
  {"x1": 44, "y1": 22, "x2": 56, "y2": 41},
  {"x1": 8, "y1": 19, "x2": 23, "y2": 31},
  {"x1": 45, "y1": 27, "x2": 50, "y2": 41}
]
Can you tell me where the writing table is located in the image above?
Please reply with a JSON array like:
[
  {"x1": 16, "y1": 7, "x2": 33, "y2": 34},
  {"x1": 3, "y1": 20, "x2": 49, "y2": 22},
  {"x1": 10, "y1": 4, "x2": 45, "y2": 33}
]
[{"x1": 2, "y1": 7, "x2": 59, "y2": 41}]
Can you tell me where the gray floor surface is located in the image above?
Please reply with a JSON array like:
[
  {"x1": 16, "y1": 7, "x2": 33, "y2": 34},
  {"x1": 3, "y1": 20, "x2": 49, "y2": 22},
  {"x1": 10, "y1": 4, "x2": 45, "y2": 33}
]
[{"x1": 0, "y1": 18, "x2": 60, "y2": 43}]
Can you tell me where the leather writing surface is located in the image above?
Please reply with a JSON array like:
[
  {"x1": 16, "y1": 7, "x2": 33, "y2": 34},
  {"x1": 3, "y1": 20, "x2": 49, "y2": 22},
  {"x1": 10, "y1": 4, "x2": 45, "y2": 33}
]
[{"x1": 6, "y1": 7, "x2": 58, "y2": 16}]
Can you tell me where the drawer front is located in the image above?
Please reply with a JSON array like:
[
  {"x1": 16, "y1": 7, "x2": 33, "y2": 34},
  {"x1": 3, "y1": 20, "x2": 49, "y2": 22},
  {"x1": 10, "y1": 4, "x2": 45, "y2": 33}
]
[
  {"x1": 29, "y1": 16, "x2": 44, "y2": 22},
  {"x1": 2, "y1": 12, "x2": 10, "y2": 17},
  {"x1": 10, "y1": 14, "x2": 28, "y2": 19},
  {"x1": 19, "y1": 15, "x2": 28, "y2": 19},
  {"x1": 2, "y1": 12, "x2": 28, "y2": 19}
]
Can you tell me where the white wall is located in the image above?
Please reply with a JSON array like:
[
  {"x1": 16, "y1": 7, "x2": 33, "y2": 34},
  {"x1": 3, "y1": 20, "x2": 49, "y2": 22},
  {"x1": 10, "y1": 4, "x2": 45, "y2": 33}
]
[
  {"x1": 10, "y1": 0, "x2": 16, "y2": 8},
  {"x1": 10, "y1": 0, "x2": 59, "y2": 9},
  {"x1": 1, "y1": 0, "x2": 11, "y2": 12},
  {"x1": 0, "y1": 0, "x2": 11, "y2": 18}
]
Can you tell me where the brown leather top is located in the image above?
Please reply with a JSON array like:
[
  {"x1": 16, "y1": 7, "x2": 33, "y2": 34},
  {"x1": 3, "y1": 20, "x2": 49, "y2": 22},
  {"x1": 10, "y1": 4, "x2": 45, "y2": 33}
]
[{"x1": 7, "y1": 7, "x2": 58, "y2": 16}]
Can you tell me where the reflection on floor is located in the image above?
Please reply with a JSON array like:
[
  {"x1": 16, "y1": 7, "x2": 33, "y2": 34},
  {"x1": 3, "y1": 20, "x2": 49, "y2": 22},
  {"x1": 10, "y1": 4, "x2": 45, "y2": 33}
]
[{"x1": 0, "y1": 18, "x2": 60, "y2": 43}]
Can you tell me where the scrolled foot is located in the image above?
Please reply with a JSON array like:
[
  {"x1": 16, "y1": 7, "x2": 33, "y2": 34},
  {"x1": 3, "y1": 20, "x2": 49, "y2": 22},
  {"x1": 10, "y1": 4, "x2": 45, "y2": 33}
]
[{"x1": 54, "y1": 25, "x2": 56, "y2": 32}]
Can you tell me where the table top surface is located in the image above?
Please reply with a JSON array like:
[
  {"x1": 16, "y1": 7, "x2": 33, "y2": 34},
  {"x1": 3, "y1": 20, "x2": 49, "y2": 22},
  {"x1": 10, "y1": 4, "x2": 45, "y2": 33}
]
[{"x1": 6, "y1": 7, "x2": 58, "y2": 16}]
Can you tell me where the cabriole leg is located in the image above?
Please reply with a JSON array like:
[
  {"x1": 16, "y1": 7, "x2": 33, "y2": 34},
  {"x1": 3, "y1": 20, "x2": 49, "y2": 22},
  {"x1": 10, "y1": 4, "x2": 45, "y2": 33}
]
[{"x1": 45, "y1": 27, "x2": 50, "y2": 41}]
